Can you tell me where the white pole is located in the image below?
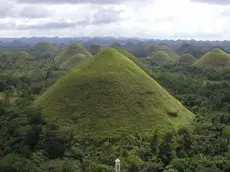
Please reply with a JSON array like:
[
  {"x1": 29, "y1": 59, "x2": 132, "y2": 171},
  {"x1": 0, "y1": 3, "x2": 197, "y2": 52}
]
[{"x1": 115, "y1": 159, "x2": 120, "y2": 172}]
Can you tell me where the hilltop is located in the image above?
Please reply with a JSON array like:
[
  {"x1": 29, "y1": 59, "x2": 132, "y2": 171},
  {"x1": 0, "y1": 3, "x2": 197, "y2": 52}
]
[
  {"x1": 193, "y1": 48, "x2": 230, "y2": 70},
  {"x1": 115, "y1": 47, "x2": 153, "y2": 77},
  {"x1": 55, "y1": 44, "x2": 92, "y2": 70},
  {"x1": 148, "y1": 46, "x2": 179, "y2": 65},
  {"x1": 35, "y1": 48, "x2": 194, "y2": 138},
  {"x1": 177, "y1": 53, "x2": 196, "y2": 64}
]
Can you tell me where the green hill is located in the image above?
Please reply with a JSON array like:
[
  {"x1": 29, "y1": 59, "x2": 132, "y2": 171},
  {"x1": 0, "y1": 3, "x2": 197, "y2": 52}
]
[
  {"x1": 35, "y1": 48, "x2": 194, "y2": 138},
  {"x1": 13, "y1": 51, "x2": 32, "y2": 59},
  {"x1": 193, "y1": 48, "x2": 230, "y2": 70},
  {"x1": 33, "y1": 42, "x2": 58, "y2": 53},
  {"x1": 148, "y1": 46, "x2": 179, "y2": 65},
  {"x1": 148, "y1": 51, "x2": 171, "y2": 65},
  {"x1": 13, "y1": 51, "x2": 34, "y2": 65},
  {"x1": 177, "y1": 54, "x2": 196, "y2": 64},
  {"x1": 88, "y1": 44, "x2": 102, "y2": 55},
  {"x1": 55, "y1": 44, "x2": 92, "y2": 70}
]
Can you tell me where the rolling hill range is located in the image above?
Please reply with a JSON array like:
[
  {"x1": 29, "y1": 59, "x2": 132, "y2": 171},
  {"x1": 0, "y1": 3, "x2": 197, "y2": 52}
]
[
  {"x1": 55, "y1": 44, "x2": 92, "y2": 70},
  {"x1": 193, "y1": 48, "x2": 230, "y2": 70},
  {"x1": 177, "y1": 54, "x2": 196, "y2": 64},
  {"x1": 148, "y1": 45, "x2": 179, "y2": 65},
  {"x1": 35, "y1": 48, "x2": 194, "y2": 138}
]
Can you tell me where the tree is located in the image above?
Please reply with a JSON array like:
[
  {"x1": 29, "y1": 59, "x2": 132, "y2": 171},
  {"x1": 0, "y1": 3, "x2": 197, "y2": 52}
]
[
  {"x1": 158, "y1": 132, "x2": 175, "y2": 165},
  {"x1": 151, "y1": 130, "x2": 160, "y2": 155}
]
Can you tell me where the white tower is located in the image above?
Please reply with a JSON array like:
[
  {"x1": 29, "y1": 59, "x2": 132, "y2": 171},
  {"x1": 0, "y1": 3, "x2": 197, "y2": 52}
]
[{"x1": 115, "y1": 159, "x2": 120, "y2": 172}]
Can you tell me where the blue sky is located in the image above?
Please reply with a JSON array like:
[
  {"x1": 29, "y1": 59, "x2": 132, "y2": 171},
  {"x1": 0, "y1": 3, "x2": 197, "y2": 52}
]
[{"x1": 0, "y1": 0, "x2": 230, "y2": 40}]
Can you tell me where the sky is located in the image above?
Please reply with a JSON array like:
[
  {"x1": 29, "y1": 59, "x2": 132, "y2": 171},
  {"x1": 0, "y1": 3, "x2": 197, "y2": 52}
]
[{"x1": 0, "y1": 0, "x2": 230, "y2": 40}]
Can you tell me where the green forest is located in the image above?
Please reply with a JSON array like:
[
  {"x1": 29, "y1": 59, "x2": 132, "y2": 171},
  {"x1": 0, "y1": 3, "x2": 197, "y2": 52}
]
[{"x1": 0, "y1": 41, "x2": 230, "y2": 172}]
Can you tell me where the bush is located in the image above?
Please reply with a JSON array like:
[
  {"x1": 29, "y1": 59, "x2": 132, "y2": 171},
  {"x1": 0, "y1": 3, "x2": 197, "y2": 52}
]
[{"x1": 167, "y1": 111, "x2": 178, "y2": 117}]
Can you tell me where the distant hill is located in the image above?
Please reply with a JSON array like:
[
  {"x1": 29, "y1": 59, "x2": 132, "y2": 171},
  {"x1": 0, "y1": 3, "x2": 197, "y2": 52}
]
[
  {"x1": 147, "y1": 46, "x2": 179, "y2": 65},
  {"x1": 193, "y1": 48, "x2": 230, "y2": 70},
  {"x1": 35, "y1": 48, "x2": 194, "y2": 138},
  {"x1": 87, "y1": 44, "x2": 102, "y2": 55},
  {"x1": 177, "y1": 43, "x2": 205, "y2": 58},
  {"x1": 177, "y1": 54, "x2": 196, "y2": 64},
  {"x1": 31, "y1": 42, "x2": 58, "y2": 59},
  {"x1": 55, "y1": 44, "x2": 92, "y2": 70},
  {"x1": 12, "y1": 51, "x2": 34, "y2": 66},
  {"x1": 33, "y1": 42, "x2": 58, "y2": 52}
]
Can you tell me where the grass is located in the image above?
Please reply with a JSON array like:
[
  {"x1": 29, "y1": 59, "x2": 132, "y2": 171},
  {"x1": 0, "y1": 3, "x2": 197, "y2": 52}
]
[
  {"x1": 35, "y1": 48, "x2": 194, "y2": 138},
  {"x1": 115, "y1": 47, "x2": 154, "y2": 77},
  {"x1": 177, "y1": 54, "x2": 196, "y2": 64},
  {"x1": 55, "y1": 44, "x2": 92, "y2": 70},
  {"x1": 194, "y1": 48, "x2": 230, "y2": 70},
  {"x1": 60, "y1": 54, "x2": 87, "y2": 70}
]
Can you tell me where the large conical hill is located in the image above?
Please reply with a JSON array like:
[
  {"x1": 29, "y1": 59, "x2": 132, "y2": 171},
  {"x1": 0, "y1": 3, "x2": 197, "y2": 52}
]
[
  {"x1": 193, "y1": 48, "x2": 230, "y2": 70},
  {"x1": 35, "y1": 48, "x2": 194, "y2": 138}
]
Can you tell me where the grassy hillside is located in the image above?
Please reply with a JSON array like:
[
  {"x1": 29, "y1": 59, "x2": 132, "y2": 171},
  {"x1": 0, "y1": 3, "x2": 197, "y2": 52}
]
[
  {"x1": 60, "y1": 54, "x2": 87, "y2": 70},
  {"x1": 115, "y1": 47, "x2": 153, "y2": 77},
  {"x1": 35, "y1": 48, "x2": 194, "y2": 138},
  {"x1": 194, "y1": 48, "x2": 230, "y2": 70},
  {"x1": 55, "y1": 44, "x2": 92, "y2": 70},
  {"x1": 177, "y1": 53, "x2": 196, "y2": 64},
  {"x1": 148, "y1": 46, "x2": 179, "y2": 65}
]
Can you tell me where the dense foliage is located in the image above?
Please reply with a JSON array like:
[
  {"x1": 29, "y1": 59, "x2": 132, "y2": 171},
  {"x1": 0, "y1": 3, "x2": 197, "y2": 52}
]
[{"x1": 0, "y1": 42, "x2": 229, "y2": 172}]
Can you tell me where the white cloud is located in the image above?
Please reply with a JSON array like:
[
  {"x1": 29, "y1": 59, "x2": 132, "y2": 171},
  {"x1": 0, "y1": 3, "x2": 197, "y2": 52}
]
[{"x1": 0, "y1": 0, "x2": 230, "y2": 40}]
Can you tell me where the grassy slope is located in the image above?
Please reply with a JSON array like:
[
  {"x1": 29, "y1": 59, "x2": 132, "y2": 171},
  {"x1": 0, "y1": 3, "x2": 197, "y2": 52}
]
[
  {"x1": 55, "y1": 44, "x2": 92, "y2": 70},
  {"x1": 177, "y1": 54, "x2": 196, "y2": 64},
  {"x1": 35, "y1": 48, "x2": 194, "y2": 138},
  {"x1": 115, "y1": 47, "x2": 154, "y2": 77},
  {"x1": 194, "y1": 48, "x2": 230, "y2": 69},
  {"x1": 60, "y1": 54, "x2": 86, "y2": 70}
]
